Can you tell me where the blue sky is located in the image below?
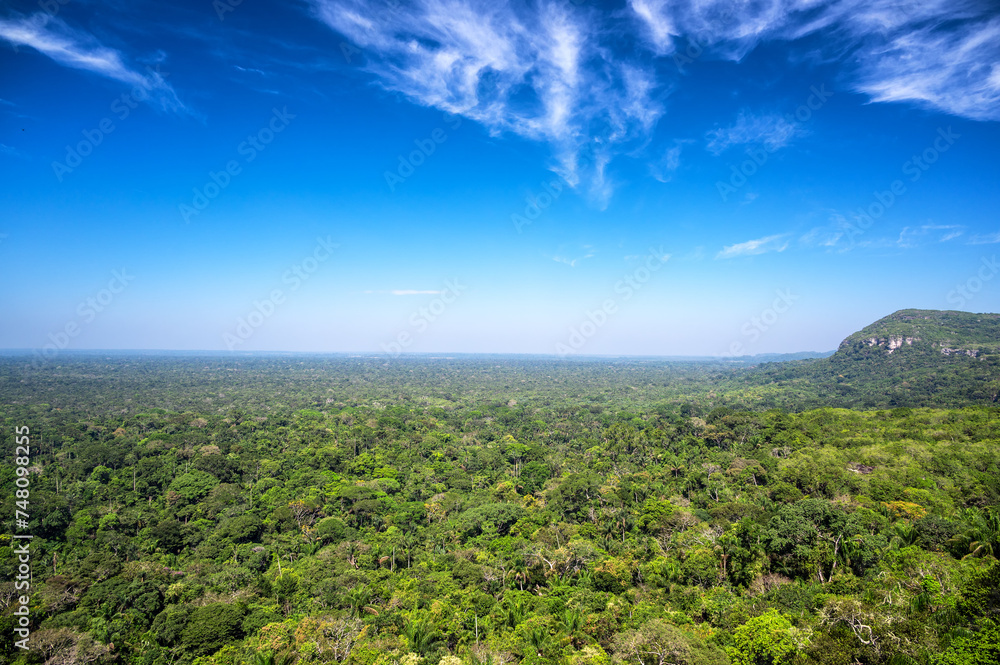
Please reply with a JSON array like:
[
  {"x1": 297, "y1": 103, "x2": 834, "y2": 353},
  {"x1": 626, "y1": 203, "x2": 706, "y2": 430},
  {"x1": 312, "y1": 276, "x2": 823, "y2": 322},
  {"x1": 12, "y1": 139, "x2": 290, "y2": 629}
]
[{"x1": 1, "y1": 0, "x2": 999, "y2": 357}]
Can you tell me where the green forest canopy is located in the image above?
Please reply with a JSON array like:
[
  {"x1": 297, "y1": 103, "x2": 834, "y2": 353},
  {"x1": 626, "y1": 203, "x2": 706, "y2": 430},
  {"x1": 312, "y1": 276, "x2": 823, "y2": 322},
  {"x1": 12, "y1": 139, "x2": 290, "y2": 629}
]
[{"x1": 1, "y1": 335, "x2": 999, "y2": 665}]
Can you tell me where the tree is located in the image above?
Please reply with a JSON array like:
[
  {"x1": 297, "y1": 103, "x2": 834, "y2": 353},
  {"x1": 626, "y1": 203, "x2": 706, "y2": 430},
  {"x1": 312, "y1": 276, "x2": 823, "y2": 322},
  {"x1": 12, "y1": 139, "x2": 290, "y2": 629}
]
[
  {"x1": 727, "y1": 610, "x2": 809, "y2": 665},
  {"x1": 612, "y1": 619, "x2": 692, "y2": 665},
  {"x1": 180, "y1": 602, "x2": 246, "y2": 655},
  {"x1": 30, "y1": 628, "x2": 111, "y2": 665},
  {"x1": 168, "y1": 469, "x2": 219, "y2": 504},
  {"x1": 550, "y1": 472, "x2": 601, "y2": 522}
]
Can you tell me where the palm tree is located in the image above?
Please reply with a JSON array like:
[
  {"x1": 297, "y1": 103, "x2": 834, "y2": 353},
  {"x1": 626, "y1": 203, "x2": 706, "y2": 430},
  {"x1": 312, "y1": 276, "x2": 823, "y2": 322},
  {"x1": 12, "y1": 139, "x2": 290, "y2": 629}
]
[
  {"x1": 501, "y1": 597, "x2": 528, "y2": 629},
  {"x1": 345, "y1": 586, "x2": 372, "y2": 618},
  {"x1": 404, "y1": 618, "x2": 441, "y2": 656},
  {"x1": 526, "y1": 625, "x2": 552, "y2": 658},
  {"x1": 888, "y1": 522, "x2": 919, "y2": 550},
  {"x1": 948, "y1": 507, "x2": 1000, "y2": 559},
  {"x1": 558, "y1": 609, "x2": 585, "y2": 648}
]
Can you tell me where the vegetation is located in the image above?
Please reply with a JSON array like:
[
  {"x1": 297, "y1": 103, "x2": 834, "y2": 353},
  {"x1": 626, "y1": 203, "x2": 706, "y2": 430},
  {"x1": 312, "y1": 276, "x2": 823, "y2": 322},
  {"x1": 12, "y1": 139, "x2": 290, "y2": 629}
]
[
  {"x1": 736, "y1": 310, "x2": 1000, "y2": 410},
  {"x1": 1, "y1": 310, "x2": 998, "y2": 664}
]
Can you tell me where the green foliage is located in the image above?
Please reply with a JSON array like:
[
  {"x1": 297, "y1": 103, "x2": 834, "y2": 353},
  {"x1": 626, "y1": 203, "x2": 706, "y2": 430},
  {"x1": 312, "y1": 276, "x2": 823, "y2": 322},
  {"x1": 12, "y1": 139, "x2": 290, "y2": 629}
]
[
  {"x1": 727, "y1": 609, "x2": 809, "y2": 665},
  {"x1": 180, "y1": 603, "x2": 246, "y2": 656},
  {"x1": 457, "y1": 502, "x2": 528, "y2": 539},
  {"x1": 550, "y1": 472, "x2": 601, "y2": 522},
  {"x1": 933, "y1": 620, "x2": 1000, "y2": 665},
  {"x1": 169, "y1": 469, "x2": 220, "y2": 503},
  {"x1": 2, "y1": 347, "x2": 1000, "y2": 665}
]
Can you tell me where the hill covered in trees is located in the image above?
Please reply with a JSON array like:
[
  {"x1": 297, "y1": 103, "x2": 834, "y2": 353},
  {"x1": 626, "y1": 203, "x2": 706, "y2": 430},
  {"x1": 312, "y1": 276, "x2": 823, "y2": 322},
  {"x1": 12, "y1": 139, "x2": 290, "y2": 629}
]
[
  {"x1": 840, "y1": 310, "x2": 1000, "y2": 354},
  {"x1": 734, "y1": 310, "x2": 1000, "y2": 409}
]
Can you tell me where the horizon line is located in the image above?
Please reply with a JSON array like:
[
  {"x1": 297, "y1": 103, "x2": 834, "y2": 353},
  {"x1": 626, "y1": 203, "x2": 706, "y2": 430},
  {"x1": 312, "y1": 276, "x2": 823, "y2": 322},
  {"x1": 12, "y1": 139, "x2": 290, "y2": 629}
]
[{"x1": 0, "y1": 348, "x2": 837, "y2": 360}]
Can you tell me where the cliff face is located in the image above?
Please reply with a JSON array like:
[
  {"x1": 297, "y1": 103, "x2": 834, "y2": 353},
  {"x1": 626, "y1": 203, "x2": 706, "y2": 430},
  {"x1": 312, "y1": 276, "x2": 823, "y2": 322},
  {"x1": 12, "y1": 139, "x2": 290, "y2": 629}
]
[
  {"x1": 851, "y1": 335, "x2": 917, "y2": 353},
  {"x1": 940, "y1": 347, "x2": 979, "y2": 357}
]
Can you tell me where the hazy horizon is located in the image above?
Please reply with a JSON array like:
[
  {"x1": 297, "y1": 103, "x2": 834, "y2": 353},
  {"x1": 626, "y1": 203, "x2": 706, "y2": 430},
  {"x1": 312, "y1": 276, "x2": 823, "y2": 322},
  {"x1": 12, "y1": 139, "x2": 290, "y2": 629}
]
[{"x1": 0, "y1": 348, "x2": 837, "y2": 359}]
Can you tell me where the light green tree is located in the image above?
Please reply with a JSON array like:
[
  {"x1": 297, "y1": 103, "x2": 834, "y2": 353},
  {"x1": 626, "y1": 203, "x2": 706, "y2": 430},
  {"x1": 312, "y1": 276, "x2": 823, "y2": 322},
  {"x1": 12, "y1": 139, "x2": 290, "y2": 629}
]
[{"x1": 727, "y1": 610, "x2": 810, "y2": 665}]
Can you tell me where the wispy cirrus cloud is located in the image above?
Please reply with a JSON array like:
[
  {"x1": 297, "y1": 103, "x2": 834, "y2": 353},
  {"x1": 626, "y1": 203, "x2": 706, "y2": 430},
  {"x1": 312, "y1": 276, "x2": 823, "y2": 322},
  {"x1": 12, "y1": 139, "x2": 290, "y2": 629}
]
[
  {"x1": 552, "y1": 245, "x2": 596, "y2": 268},
  {"x1": 706, "y1": 110, "x2": 803, "y2": 155},
  {"x1": 716, "y1": 233, "x2": 789, "y2": 259},
  {"x1": 0, "y1": 143, "x2": 27, "y2": 159},
  {"x1": 897, "y1": 224, "x2": 964, "y2": 248},
  {"x1": 968, "y1": 231, "x2": 1000, "y2": 245},
  {"x1": 800, "y1": 218, "x2": 847, "y2": 249},
  {"x1": 857, "y1": 16, "x2": 1000, "y2": 122},
  {"x1": 629, "y1": 0, "x2": 1000, "y2": 121},
  {"x1": 233, "y1": 65, "x2": 267, "y2": 76},
  {"x1": 0, "y1": 13, "x2": 188, "y2": 114},
  {"x1": 309, "y1": 0, "x2": 998, "y2": 204},
  {"x1": 650, "y1": 140, "x2": 689, "y2": 183},
  {"x1": 309, "y1": 0, "x2": 663, "y2": 204}
]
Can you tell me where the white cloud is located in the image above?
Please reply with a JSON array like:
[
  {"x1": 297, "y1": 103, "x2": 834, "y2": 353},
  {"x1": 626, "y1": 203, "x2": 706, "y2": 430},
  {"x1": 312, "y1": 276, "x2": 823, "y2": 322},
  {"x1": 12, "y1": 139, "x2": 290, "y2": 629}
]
[
  {"x1": 631, "y1": 0, "x2": 843, "y2": 61},
  {"x1": 234, "y1": 65, "x2": 267, "y2": 76},
  {"x1": 628, "y1": 0, "x2": 676, "y2": 55},
  {"x1": 706, "y1": 110, "x2": 803, "y2": 155},
  {"x1": 800, "y1": 225, "x2": 844, "y2": 248},
  {"x1": 716, "y1": 233, "x2": 789, "y2": 259},
  {"x1": 650, "y1": 140, "x2": 685, "y2": 182},
  {"x1": 969, "y1": 231, "x2": 1000, "y2": 245},
  {"x1": 552, "y1": 246, "x2": 595, "y2": 267},
  {"x1": 310, "y1": 0, "x2": 663, "y2": 201},
  {"x1": 0, "y1": 143, "x2": 26, "y2": 159},
  {"x1": 897, "y1": 224, "x2": 964, "y2": 248},
  {"x1": 629, "y1": 0, "x2": 1000, "y2": 121},
  {"x1": 0, "y1": 14, "x2": 188, "y2": 114},
  {"x1": 857, "y1": 16, "x2": 1000, "y2": 121},
  {"x1": 307, "y1": 0, "x2": 998, "y2": 202}
]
